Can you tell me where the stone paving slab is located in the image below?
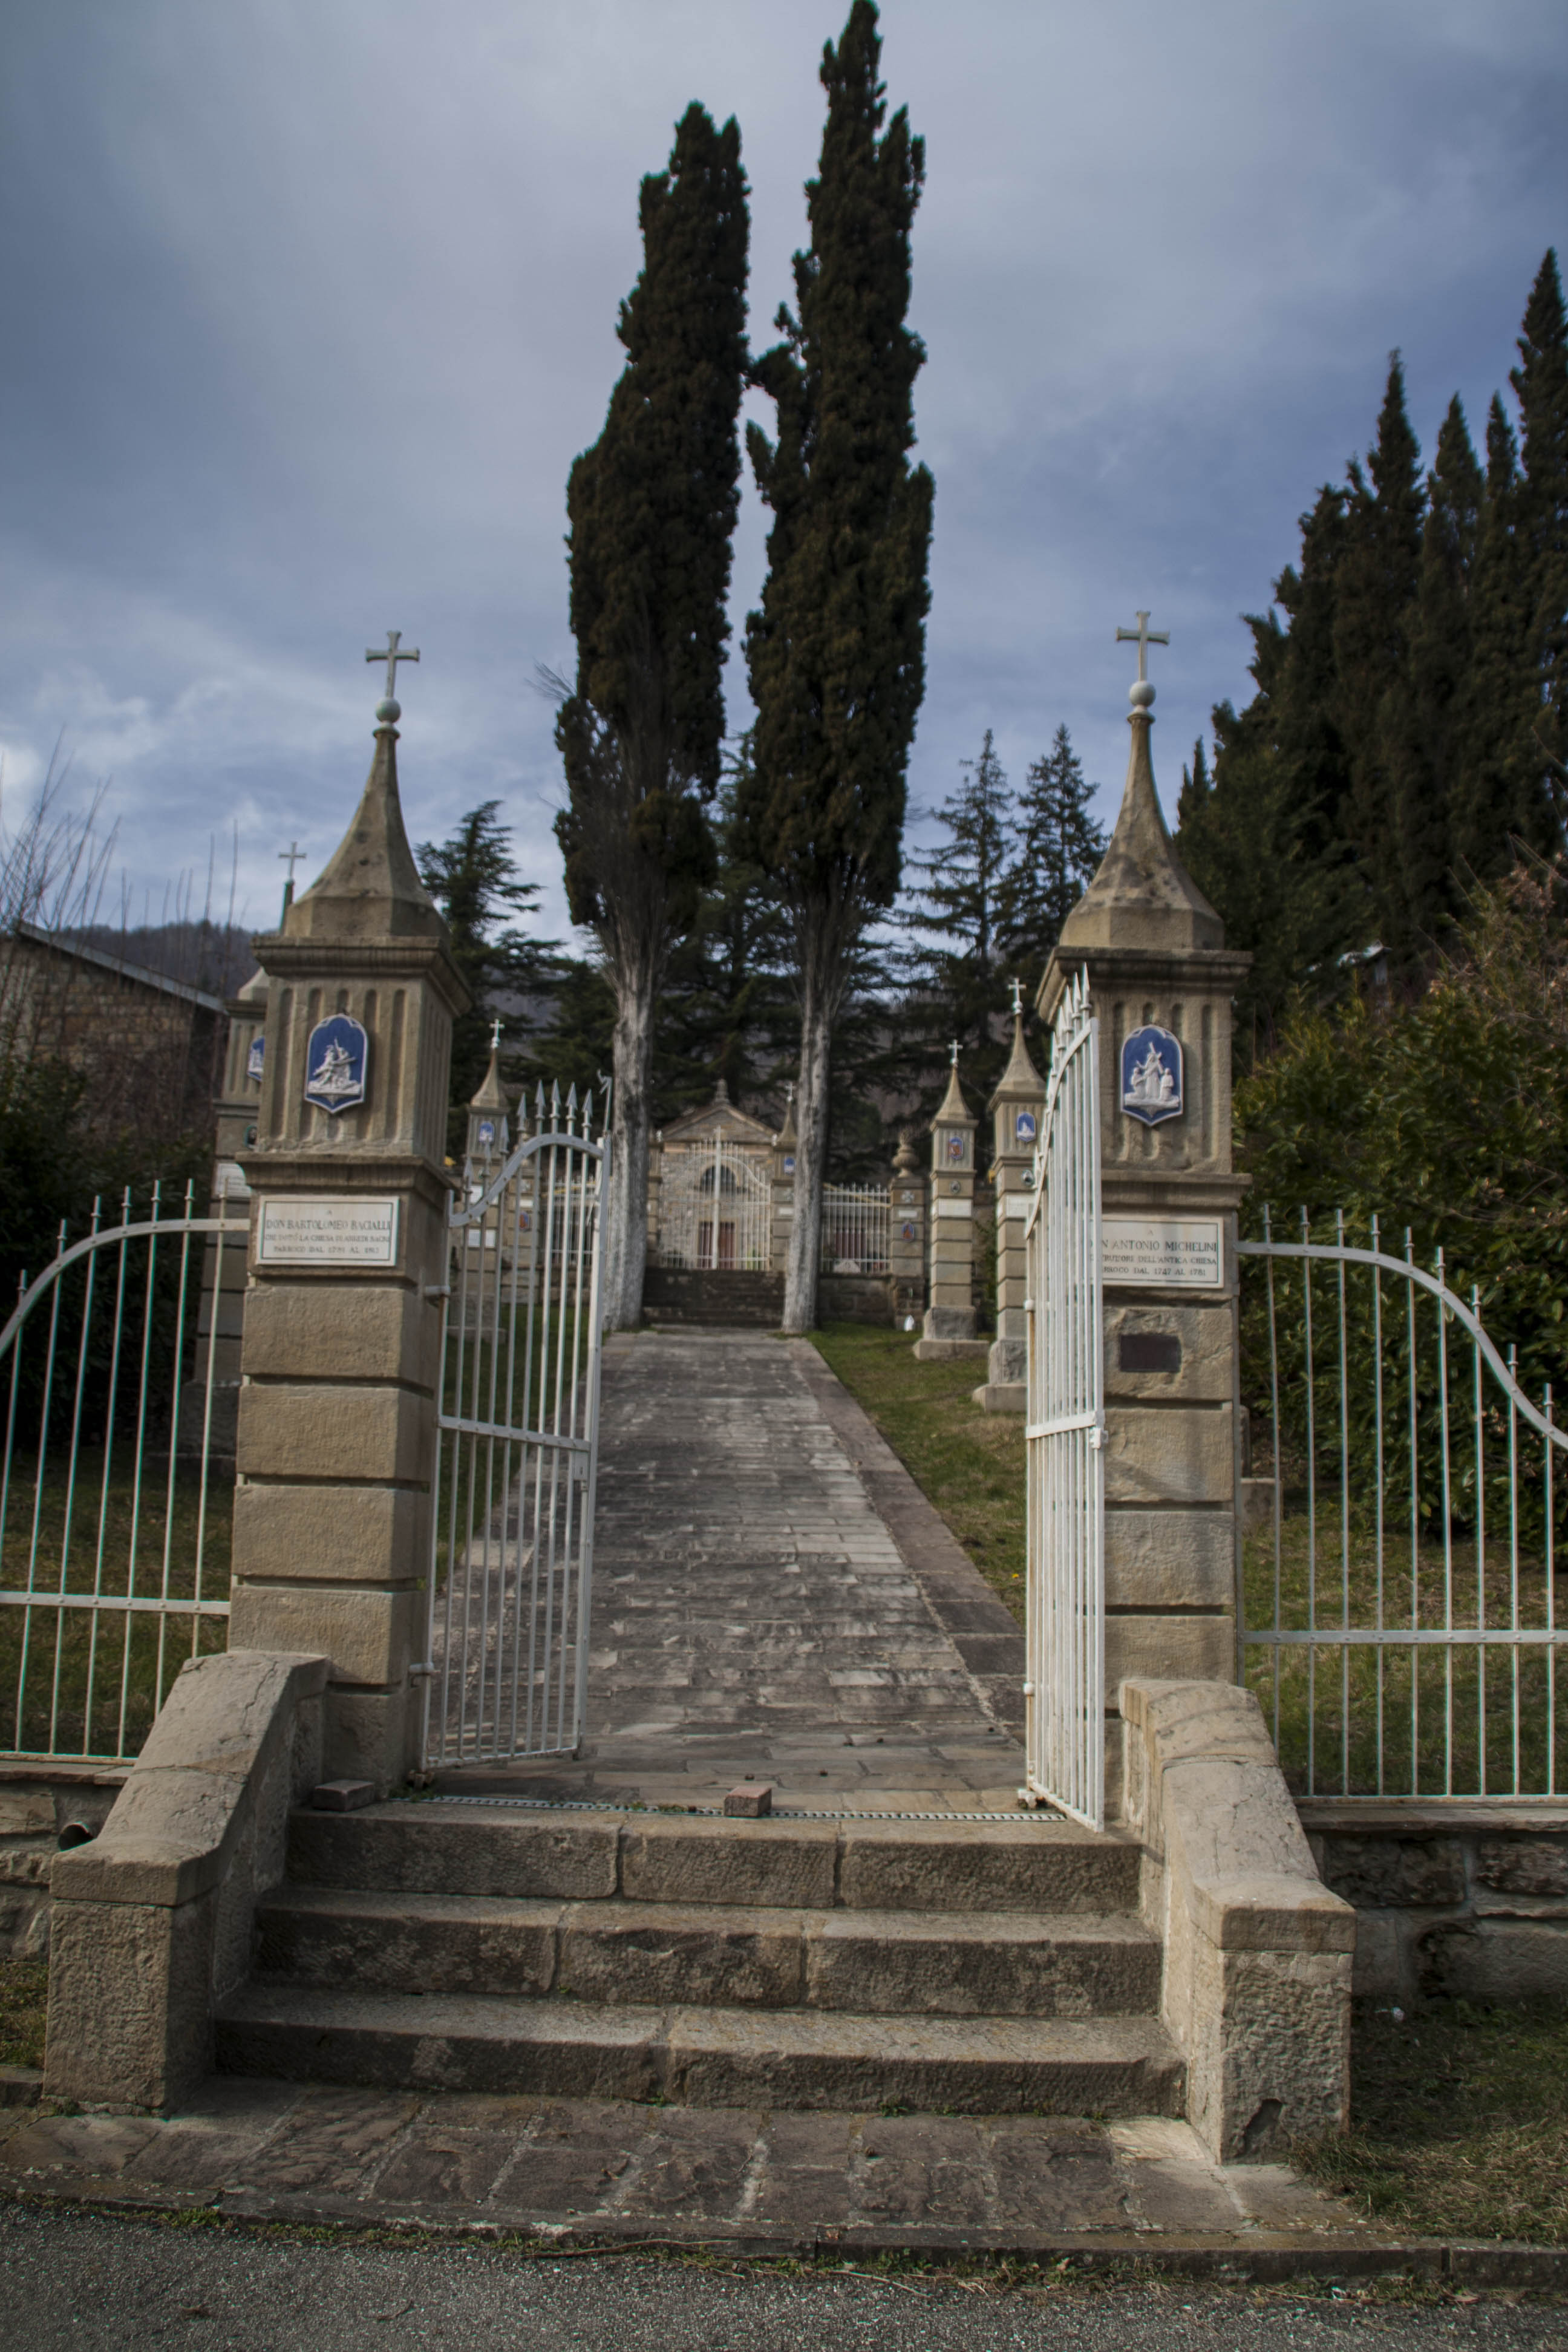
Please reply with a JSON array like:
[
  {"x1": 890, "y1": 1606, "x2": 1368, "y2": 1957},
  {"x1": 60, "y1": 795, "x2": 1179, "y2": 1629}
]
[
  {"x1": 436, "y1": 1331, "x2": 1028, "y2": 1812},
  {"x1": 0, "y1": 2079, "x2": 1380, "y2": 2256}
]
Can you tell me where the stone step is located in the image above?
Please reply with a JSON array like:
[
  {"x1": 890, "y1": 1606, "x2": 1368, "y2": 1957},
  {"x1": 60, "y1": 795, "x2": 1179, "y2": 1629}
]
[
  {"x1": 216, "y1": 1984, "x2": 1184, "y2": 2117},
  {"x1": 286, "y1": 1804, "x2": 1142, "y2": 1916},
  {"x1": 255, "y1": 1886, "x2": 1163, "y2": 2019}
]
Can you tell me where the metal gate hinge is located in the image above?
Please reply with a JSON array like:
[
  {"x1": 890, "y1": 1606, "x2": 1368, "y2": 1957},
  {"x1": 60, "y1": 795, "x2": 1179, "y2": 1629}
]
[
  {"x1": 1088, "y1": 1423, "x2": 1108, "y2": 1450},
  {"x1": 423, "y1": 1285, "x2": 451, "y2": 1302},
  {"x1": 408, "y1": 1662, "x2": 437, "y2": 1680}
]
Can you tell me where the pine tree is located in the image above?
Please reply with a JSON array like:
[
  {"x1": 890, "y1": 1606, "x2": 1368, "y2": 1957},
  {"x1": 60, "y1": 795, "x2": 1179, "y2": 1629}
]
[
  {"x1": 998, "y1": 724, "x2": 1106, "y2": 1002},
  {"x1": 740, "y1": 1, "x2": 932, "y2": 1331},
  {"x1": 1385, "y1": 396, "x2": 1482, "y2": 943},
  {"x1": 414, "y1": 801, "x2": 555, "y2": 1153},
  {"x1": 1333, "y1": 356, "x2": 1426, "y2": 917},
  {"x1": 897, "y1": 731, "x2": 1013, "y2": 1101},
  {"x1": 555, "y1": 102, "x2": 749, "y2": 1325}
]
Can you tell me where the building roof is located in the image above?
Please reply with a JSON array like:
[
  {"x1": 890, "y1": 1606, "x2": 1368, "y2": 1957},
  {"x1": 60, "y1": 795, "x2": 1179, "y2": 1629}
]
[
  {"x1": 15, "y1": 921, "x2": 227, "y2": 1015},
  {"x1": 661, "y1": 1079, "x2": 776, "y2": 1147}
]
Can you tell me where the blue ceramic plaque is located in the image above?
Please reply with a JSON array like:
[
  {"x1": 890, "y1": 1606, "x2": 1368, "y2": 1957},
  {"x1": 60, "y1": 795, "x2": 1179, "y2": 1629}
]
[
  {"x1": 303, "y1": 1013, "x2": 368, "y2": 1117},
  {"x1": 1120, "y1": 1025, "x2": 1183, "y2": 1126}
]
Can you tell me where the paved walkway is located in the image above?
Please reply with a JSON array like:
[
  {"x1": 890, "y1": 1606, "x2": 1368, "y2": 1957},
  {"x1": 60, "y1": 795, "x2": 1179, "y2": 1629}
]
[
  {"x1": 0, "y1": 2080, "x2": 1379, "y2": 2262},
  {"x1": 434, "y1": 1331, "x2": 1027, "y2": 1814}
]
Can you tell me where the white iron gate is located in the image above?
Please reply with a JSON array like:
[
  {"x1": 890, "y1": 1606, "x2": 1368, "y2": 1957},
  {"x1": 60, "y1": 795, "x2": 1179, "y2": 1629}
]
[
  {"x1": 820, "y1": 1184, "x2": 890, "y2": 1275},
  {"x1": 655, "y1": 1135, "x2": 771, "y2": 1271},
  {"x1": 1024, "y1": 974, "x2": 1106, "y2": 1827},
  {"x1": 422, "y1": 1085, "x2": 609, "y2": 1767},
  {"x1": 1240, "y1": 1210, "x2": 1568, "y2": 1799},
  {"x1": 0, "y1": 1187, "x2": 238, "y2": 1763}
]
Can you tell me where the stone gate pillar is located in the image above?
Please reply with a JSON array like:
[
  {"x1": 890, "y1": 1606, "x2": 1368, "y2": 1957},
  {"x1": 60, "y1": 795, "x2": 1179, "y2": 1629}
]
[
  {"x1": 975, "y1": 999, "x2": 1044, "y2": 1413},
  {"x1": 915, "y1": 1050, "x2": 985, "y2": 1362},
  {"x1": 1037, "y1": 651, "x2": 1252, "y2": 1739},
  {"x1": 230, "y1": 688, "x2": 468, "y2": 1794},
  {"x1": 770, "y1": 1090, "x2": 797, "y2": 1278},
  {"x1": 887, "y1": 1131, "x2": 926, "y2": 1329}
]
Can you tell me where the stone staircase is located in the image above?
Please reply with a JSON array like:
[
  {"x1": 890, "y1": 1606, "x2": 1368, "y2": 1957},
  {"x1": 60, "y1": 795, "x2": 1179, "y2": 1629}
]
[{"x1": 215, "y1": 1800, "x2": 1185, "y2": 2117}]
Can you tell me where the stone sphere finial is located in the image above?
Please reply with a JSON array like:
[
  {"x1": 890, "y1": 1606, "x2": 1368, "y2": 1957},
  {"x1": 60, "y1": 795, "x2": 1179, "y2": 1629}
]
[
  {"x1": 1129, "y1": 679, "x2": 1155, "y2": 712},
  {"x1": 376, "y1": 697, "x2": 400, "y2": 725}
]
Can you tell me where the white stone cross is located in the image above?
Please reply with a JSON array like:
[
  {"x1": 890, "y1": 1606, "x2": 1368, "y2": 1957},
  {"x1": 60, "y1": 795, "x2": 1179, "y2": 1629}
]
[
  {"x1": 489, "y1": 1018, "x2": 503, "y2": 1052},
  {"x1": 949, "y1": 1037, "x2": 959, "y2": 1065},
  {"x1": 278, "y1": 840, "x2": 305, "y2": 888},
  {"x1": 367, "y1": 629, "x2": 420, "y2": 705},
  {"x1": 1010, "y1": 976, "x2": 1024, "y2": 1018},
  {"x1": 1116, "y1": 610, "x2": 1169, "y2": 684}
]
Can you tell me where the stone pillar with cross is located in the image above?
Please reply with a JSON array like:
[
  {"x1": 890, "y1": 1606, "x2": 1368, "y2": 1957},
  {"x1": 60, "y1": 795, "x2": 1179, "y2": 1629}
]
[
  {"x1": 974, "y1": 982, "x2": 1045, "y2": 1413},
  {"x1": 1036, "y1": 615, "x2": 1252, "y2": 1770},
  {"x1": 915, "y1": 1047, "x2": 985, "y2": 1362},
  {"x1": 466, "y1": 1021, "x2": 511, "y2": 1168},
  {"x1": 887, "y1": 1129, "x2": 926, "y2": 1328},
  {"x1": 229, "y1": 635, "x2": 469, "y2": 1794}
]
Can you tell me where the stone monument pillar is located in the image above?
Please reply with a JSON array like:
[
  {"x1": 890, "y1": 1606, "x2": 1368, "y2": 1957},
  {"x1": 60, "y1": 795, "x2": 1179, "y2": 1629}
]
[
  {"x1": 915, "y1": 1048, "x2": 985, "y2": 1362},
  {"x1": 887, "y1": 1130, "x2": 926, "y2": 1331},
  {"x1": 465, "y1": 1025, "x2": 511, "y2": 1169},
  {"x1": 974, "y1": 991, "x2": 1044, "y2": 1414},
  {"x1": 1037, "y1": 619, "x2": 1251, "y2": 1723},
  {"x1": 230, "y1": 656, "x2": 468, "y2": 1794},
  {"x1": 770, "y1": 1086, "x2": 798, "y2": 1280}
]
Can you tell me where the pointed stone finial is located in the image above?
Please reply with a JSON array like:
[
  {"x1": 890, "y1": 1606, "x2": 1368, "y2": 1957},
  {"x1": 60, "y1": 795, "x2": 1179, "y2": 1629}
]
[
  {"x1": 991, "y1": 997, "x2": 1044, "y2": 1106},
  {"x1": 469, "y1": 1024, "x2": 508, "y2": 1113},
  {"x1": 933, "y1": 1048, "x2": 972, "y2": 1128},
  {"x1": 1057, "y1": 638, "x2": 1221, "y2": 955},
  {"x1": 777, "y1": 1081, "x2": 798, "y2": 1148},
  {"x1": 713, "y1": 1076, "x2": 730, "y2": 1106},
  {"x1": 283, "y1": 719, "x2": 444, "y2": 944}
]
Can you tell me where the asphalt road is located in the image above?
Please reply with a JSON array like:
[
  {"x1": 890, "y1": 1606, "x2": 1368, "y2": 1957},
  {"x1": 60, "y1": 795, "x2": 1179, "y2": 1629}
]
[{"x1": 2, "y1": 2206, "x2": 1563, "y2": 2352}]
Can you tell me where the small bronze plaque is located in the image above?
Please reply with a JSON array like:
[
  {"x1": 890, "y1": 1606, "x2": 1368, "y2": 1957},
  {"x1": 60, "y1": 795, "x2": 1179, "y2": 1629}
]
[{"x1": 1119, "y1": 1331, "x2": 1182, "y2": 1374}]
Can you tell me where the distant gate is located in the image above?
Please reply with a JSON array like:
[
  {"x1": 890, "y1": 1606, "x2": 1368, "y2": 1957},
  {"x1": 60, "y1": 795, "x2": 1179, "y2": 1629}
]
[
  {"x1": 1024, "y1": 974, "x2": 1106, "y2": 1828},
  {"x1": 655, "y1": 1134, "x2": 771, "y2": 1272},
  {"x1": 422, "y1": 1086, "x2": 609, "y2": 1768}
]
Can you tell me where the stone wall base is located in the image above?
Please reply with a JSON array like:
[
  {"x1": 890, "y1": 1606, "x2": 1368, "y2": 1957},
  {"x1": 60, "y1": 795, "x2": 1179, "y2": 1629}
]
[
  {"x1": 0, "y1": 1769, "x2": 125, "y2": 1959},
  {"x1": 1299, "y1": 1801, "x2": 1568, "y2": 2007}
]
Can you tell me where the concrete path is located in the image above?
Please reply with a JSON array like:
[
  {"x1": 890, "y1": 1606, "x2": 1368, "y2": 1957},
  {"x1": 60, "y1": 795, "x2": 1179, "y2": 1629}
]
[
  {"x1": 436, "y1": 1331, "x2": 1028, "y2": 1814},
  {"x1": 0, "y1": 2079, "x2": 1379, "y2": 2262}
]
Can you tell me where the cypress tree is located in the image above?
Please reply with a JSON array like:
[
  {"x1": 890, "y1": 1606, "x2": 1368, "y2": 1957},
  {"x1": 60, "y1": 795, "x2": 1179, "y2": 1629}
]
[
  {"x1": 1385, "y1": 396, "x2": 1482, "y2": 944},
  {"x1": 898, "y1": 731, "x2": 1013, "y2": 1100},
  {"x1": 555, "y1": 102, "x2": 748, "y2": 1325},
  {"x1": 740, "y1": 0, "x2": 932, "y2": 1331},
  {"x1": 1511, "y1": 249, "x2": 1568, "y2": 840},
  {"x1": 998, "y1": 724, "x2": 1106, "y2": 1002},
  {"x1": 1333, "y1": 356, "x2": 1425, "y2": 914}
]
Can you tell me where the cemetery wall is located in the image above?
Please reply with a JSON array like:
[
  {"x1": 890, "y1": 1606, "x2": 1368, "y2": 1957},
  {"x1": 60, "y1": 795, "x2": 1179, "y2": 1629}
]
[
  {"x1": 1301, "y1": 1802, "x2": 1568, "y2": 2006},
  {"x1": 0, "y1": 1767, "x2": 124, "y2": 1959}
]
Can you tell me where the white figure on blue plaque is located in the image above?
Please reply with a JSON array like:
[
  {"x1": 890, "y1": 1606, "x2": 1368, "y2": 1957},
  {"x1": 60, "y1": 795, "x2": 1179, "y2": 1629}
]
[
  {"x1": 246, "y1": 1035, "x2": 265, "y2": 1082},
  {"x1": 1120, "y1": 1024, "x2": 1183, "y2": 1126},
  {"x1": 303, "y1": 1013, "x2": 368, "y2": 1116}
]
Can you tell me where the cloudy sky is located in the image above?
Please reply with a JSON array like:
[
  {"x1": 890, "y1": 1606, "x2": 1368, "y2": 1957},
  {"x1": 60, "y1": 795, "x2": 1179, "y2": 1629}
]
[{"x1": 1, "y1": 0, "x2": 1563, "y2": 947}]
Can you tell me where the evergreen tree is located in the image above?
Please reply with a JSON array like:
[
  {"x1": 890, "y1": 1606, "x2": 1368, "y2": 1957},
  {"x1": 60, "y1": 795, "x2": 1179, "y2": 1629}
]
[
  {"x1": 657, "y1": 743, "x2": 795, "y2": 1117},
  {"x1": 1511, "y1": 249, "x2": 1568, "y2": 840},
  {"x1": 1333, "y1": 355, "x2": 1425, "y2": 921},
  {"x1": 897, "y1": 731, "x2": 1011, "y2": 1099},
  {"x1": 555, "y1": 102, "x2": 749, "y2": 1324},
  {"x1": 1385, "y1": 396, "x2": 1482, "y2": 942},
  {"x1": 998, "y1": 724, "x2": 1106, "y2": 1001},
  {"x1": 740, "y1": 0, "x2": 932, "y2": 1331},
  {"x1": 414, "y1": 800, "x2": 555, "y2": 1153}
]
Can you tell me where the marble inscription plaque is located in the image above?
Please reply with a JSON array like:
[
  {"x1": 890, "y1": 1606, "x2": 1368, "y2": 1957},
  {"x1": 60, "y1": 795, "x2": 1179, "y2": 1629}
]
[
  {"x1": 1102, "y1": 1217, "x2": 1221, "y2": 1289},
  {"x1": 256, "y1": 1196, "x2": 399, "y2": 1267}
]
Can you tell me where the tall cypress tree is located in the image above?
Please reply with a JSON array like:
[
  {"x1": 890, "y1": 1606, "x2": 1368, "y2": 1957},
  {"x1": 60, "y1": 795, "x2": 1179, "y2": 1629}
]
[
  {"x1": 1386, "y1": 396, "x2": 1482, "y2": 944},
  {"x1": 1512, "y1": 249, "x2": 1568, "y2": 840},
  {"x1": 998, "y1": 724, "x2": 1106, "y2": 1002},
  {"x1": 741, "y1": 0, "x2": 932, "y2": 1331},
  {"x1": 415, "y1": 802, "x2": 557, "y2": 1154},
  {"x1": 555, "y1": 103, "x2": 748, "y2": 1325},
  {"x1": 1333, "y1": 356, "x2": 1425, "y2": 917}
]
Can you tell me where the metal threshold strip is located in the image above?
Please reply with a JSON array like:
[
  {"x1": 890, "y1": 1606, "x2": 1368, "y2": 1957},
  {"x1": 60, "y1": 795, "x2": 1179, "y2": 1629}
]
[{"x1": 418, "y1": 1792, "x2": 1059, "y2": 1823}]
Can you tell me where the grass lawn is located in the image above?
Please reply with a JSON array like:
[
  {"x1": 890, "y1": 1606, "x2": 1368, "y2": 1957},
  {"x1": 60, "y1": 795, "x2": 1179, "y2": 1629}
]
[
  {"x1": 0, "y1": 1959, "x2": 47, "y2": 2071},
  {"x1": 809, "y1": 1323, "x2": 1025, "y2": 1625},
  {"x1": 1299, "y1": 1998, "x2": 1568, "y2": 2244}
]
